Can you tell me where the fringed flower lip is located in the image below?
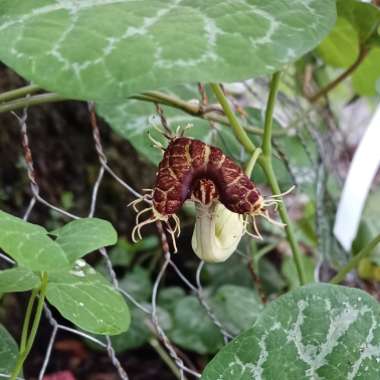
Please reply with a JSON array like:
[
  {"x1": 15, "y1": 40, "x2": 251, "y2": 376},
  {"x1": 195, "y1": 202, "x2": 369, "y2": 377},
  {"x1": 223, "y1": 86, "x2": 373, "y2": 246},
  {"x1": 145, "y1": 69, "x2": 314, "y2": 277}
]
[{"x1": 129, "y1": 125, "x2": 289, "y2": 254}]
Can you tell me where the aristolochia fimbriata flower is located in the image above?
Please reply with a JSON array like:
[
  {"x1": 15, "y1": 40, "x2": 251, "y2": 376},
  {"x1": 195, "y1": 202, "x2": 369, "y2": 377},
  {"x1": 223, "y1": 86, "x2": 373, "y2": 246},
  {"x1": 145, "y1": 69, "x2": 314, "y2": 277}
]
[
  {"x1": 130, "y1": 127, "x2": 283, "y2": 260},
  {"x1": 192, "y1": 201, "x2": 245, "y2": 262}
]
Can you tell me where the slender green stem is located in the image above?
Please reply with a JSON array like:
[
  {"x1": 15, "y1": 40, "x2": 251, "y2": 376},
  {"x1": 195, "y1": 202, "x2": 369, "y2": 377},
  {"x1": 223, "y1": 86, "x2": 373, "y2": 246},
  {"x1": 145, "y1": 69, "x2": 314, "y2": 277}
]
[
  {"x1": 0, "y1": 84, "x2": 41, "y2": 104},
  {"x1": 211, "y1": 75, "x2": 306, "y2": 286},
  {"x1": 0, "y1": 93, "x2": 66, "y2": 114},
  {"x1": 261, "y1": 73, "x2": 306, "y2": 285},
  {"x1": 19, "y1": 288, "x2": 38, "y2": 352},
  {"x1": 210, "y1": 83, "x2": 257, "y2": 152},
  {"x1": 260, "y1": 160, "x2": 306, "y2": 284},
  {"x1": 253, "y1": 242, "x2": 278, "y2": 269},
  {"x1": 11, "y1": 273, "x2": 48, "y2": 380},
  {"x1": 245, "y1": 148, "x2": 262, "y2": 177},
  {"x1": 330, "y1": 234, "x2": 380, "y2": 284},
  {"x1": 262, "y1": 72, "x2": 281, "y2": 157},
  {"x1": 0, "y1": 88, "x2": 277, "y2": 137},
  {"x1": 134, "y1": 91, "x2": 270, "y2": 136},
  {"x1": 308, "y1": 47, "x2": 369, "y2": 103},
  {"x1": 149, "y1": 338, "x2": 187, "y2": 380}
]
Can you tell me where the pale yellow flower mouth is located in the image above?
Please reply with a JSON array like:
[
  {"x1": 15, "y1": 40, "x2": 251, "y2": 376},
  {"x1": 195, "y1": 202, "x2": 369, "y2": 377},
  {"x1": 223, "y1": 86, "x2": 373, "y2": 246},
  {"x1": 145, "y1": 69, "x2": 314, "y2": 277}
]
[{"x1": 191, "y1": 201, "x2": 245, "y2": 263}]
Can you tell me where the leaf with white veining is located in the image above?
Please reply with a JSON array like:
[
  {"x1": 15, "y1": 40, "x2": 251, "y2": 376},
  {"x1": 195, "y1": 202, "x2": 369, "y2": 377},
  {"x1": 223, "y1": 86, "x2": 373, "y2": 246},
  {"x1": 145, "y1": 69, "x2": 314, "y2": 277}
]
[
  {"x1": 202, "y1": 284, "x2": 380, "y2": 380},
  {"x1": 0, "y1": 0, "x2": 336, "y2": 101}
]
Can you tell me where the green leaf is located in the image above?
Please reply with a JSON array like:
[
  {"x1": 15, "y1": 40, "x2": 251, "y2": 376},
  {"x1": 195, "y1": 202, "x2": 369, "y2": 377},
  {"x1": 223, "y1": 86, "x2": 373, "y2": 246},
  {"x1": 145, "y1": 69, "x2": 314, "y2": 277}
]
[
  {"x1": 316, "y1": 17, "x2": 360, "y2": 68},
  {"x1": 353, "y1": 190, "x2": 380, "y2": 265},
  {"x1": 168, "y1": 296, "x2": 224, "y2": 354},
  {"x1": 158, "y1": 287, "x2": 186, "y2": 313},
  {"x1": 316, "y1": 0, "x2": 380, "y2": 96},
  {"x1": 0, "y1": 325, "x2": 18, "y2": 375},
  {"x1": 52, "y1": 218, "x2": 117, "y2": 263},
  {"x1": 337, "y1": 0, "x2": 380, "y2": 43},
  {"x1": 204, "y1": 254, "x2": 253, "y2": 289},
  {"x1": 84, "y1": 304, "x2": 172, "y2": 352},
  {"x1": 211, "y1": 285, "x2": 263, "y2": 336},
  {"x1": 0, "y1": 267, "x2": 40, "y2": 293},
  {"x1": 0, "y1": 210, "x2": 70, "y2": 272},
  {"x1": 281, "y1": 255, "x2": 315, "y2": 290},
  {"x1": 258, "y1": 258, "x2": 287, "y2": 294},
  {"x1": 165, "y1": 286, "x2": 263, "y2": 354},
  {"x1": 46, "y1": 262, "x2": 130, "y2": 335},
  {"x1": 352, "y1": 48, "x2": 380, "y2": 96},
  {"x1": 0, "y1": 1, "x2": 336, "y2": 101},
  {"x1": 118, "y1": 266, "x2": 152, "y2": 302},
  {"x1": 202, "y1": 284, "x2": 380, "y2": 380}
]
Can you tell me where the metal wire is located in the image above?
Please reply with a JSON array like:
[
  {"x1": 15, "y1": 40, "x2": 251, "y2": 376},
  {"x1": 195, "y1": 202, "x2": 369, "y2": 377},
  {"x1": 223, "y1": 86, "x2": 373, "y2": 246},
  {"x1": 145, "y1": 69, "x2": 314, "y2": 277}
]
[
  {"x1": 1, "y1": 79, "x2": 335, "y2": 379},
  {"x1": 0, "y1": 101, "x2": 238, "y2": 380}
]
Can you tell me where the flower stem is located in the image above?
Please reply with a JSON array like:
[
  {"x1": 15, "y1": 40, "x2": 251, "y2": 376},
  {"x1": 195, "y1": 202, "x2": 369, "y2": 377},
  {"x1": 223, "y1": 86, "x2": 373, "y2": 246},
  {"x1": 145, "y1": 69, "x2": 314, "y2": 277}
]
[
  {"x1": 330, "y1": 234, "x2": 380, "y2": 284},
  {"x1": 10, "y1": 272, "x2": 48, "y2": 380},
  {"x1": 261, "y1": 72, "x2": 306, "y2": 285},
  {"x1": 211, "y1": 75, "x2": 306, "y2": 286},
  {"x1": 260, "y1": 159, "x2": 306, "y2": 285},
  {"x1": 245, "y1": 148, "x2": 262, "y2": 177},
  {"x1": 262, "y1": 72, "x2": 281, "y2": 157},
  {"x1": 210, "y1": 83, "x2": 257, "y2": 151}
]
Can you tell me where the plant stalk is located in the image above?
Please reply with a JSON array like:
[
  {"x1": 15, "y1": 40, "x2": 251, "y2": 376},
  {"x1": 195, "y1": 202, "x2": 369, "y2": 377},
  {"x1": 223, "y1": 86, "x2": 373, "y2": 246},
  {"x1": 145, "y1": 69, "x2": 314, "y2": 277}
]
[
  {"x1": 245, "y1": 148, "x2": 262, "y2": 177},
  {"x1": 0, "y1": 93, "x2": 66, "y2": 114},
  {"x1": 210, "y1": 83, "x2": 257, "y2": 151},
  {"x1": 134, "y1": 91, "x2": 271, "y2": 136},
  {"x1": 149, "y1": 338, "x2": 187, "y2": 380},
  {"x1": 0, "y1": 84, "x2": 41, "y2": 104},
  {"x1": 262, "y1": 72, "x2": 281, "y2": 157},
  {"x1": 19, "y1": 288, "x2": 38, "y2": 353},
  {"x1": 330, "y1": 234, "x2": 380, "y2": 284},
  {"x1": 10, "y1": 272, "x2": 48, "y2": 380},
  {"x1": 260, "y1": 159, "x2": 306, "y2": 285},
  {"x1": 0, "y1": 89, "x2": 284, "y2": 137},
  {"x1": 309, "y1": 47, "x2": 369, "y2": 103},
  {"x1": 211, "y1": 75, "x2": 306, "y2": 286}
]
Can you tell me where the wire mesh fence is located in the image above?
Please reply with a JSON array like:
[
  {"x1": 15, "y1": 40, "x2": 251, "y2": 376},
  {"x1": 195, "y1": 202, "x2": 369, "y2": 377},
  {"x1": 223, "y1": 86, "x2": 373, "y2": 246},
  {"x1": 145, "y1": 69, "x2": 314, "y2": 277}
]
[
  {"x1": 0, "y1": 99, "x2": 245, "y2": 380},
  {"x1": 0, "y1": 77, "x2": 344, "y2": 379}
]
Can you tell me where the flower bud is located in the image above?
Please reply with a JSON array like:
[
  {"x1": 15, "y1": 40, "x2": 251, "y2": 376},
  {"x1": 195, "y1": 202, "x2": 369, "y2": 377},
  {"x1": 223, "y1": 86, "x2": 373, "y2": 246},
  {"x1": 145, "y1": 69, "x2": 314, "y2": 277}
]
[{"x1": 191, "y1": 201, "x2": 244, "y2": 263}]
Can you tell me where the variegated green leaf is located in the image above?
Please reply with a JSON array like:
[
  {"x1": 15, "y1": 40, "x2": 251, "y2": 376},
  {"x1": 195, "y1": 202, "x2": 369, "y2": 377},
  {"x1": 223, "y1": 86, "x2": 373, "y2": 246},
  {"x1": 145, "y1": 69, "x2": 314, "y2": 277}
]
[
  {"x1": 202, "y1": 284, "x2": 380, "y2": 380},
  {"x1": 0, "y1": 0, "x2": 336, "y2": 101}
]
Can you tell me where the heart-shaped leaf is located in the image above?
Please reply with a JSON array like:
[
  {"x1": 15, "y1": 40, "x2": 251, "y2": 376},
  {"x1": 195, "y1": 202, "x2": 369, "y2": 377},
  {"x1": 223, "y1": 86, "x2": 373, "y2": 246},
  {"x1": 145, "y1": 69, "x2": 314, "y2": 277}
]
[
  {"x1": 0, "y1": 325, "x2": 19, "y2": 376},
  {"x1": 47, "y1": 262, "x2": 130, "y2": 335},
  {"x1": 352, "y1": 48, "x2": 380, "y2": 96},
  {"x1": 0, "y1": 210, "x2": 70, "y2": 272},
  {"x1": 0, "y1": 0, "x2": 336, "y2": 101},
  {"x1": 0, "y1": 267, "x2": 40, "y2": 293},
  {"x1": 52, "y1": 218, "x2": 117, "y2": 263},
  {"x1": 202, "y1": 284, "x2": 380, "y2": 380}
]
